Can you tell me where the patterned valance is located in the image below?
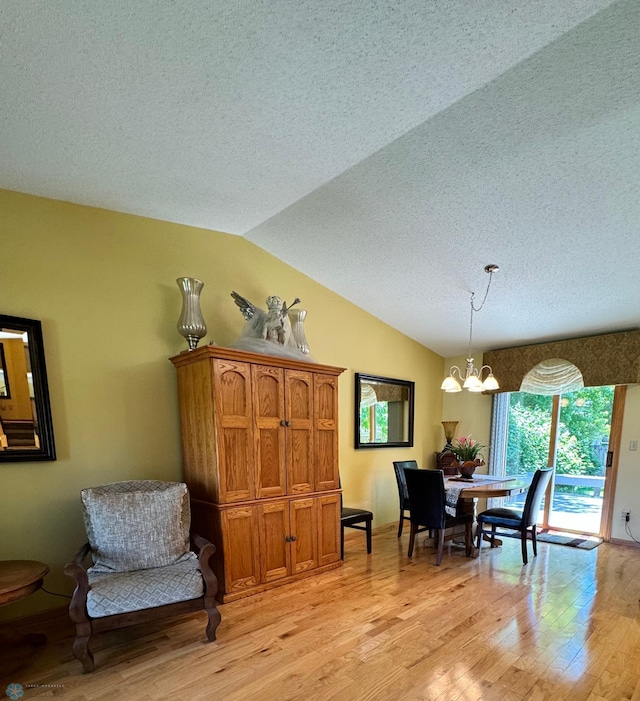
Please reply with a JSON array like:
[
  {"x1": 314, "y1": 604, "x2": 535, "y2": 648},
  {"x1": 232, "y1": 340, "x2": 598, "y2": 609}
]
[
  {"x1": 483, "y1": 330, "x2": 640, "y2": 393},
  {"x1": 360, "y1": 382, "x2": 408, "y2": 406}
]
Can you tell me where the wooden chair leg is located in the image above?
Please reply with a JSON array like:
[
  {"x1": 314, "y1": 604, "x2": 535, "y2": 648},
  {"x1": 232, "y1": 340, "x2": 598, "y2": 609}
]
[
  {"x1": 397, "y1": 511, "x2": 404, "y2": 538},
  {"x1": 490, "y1": 524, "x2": 497, "y2": 547},
  {"x1": 205, "y1": 605, "x2": 222, "y2": 642},
  {"x1": 341, "y1": 524, "x2": 345, "y2": 560},
  {"x1": 477, "y1": 521, "x2": 484, "y2": 555},
  {"x1": 521, "y1": 528, "x2": 528, "y2": 565},
  {"x1": 436, "y1": 529, "x2": 444, "y2": 566},
  {"x1": 72, "y1": 622, "x2": 95, "y2": 674},
  {"x1": 408, "y1": 523, "x2": 416, "y2": 557},
  {"x1": 366, "y1": 519, "x2": 372, "y2": 554}
]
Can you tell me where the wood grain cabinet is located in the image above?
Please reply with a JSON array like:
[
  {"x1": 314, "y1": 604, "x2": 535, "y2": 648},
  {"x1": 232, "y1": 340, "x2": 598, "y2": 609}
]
[{"x1": 171, "y1": 345, "x2": 344, "y2": 602}]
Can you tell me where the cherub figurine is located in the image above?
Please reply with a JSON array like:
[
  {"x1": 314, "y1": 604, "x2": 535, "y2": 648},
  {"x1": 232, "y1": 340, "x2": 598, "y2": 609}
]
[{"x1": 231, "y1": 291, "x2": 301, "y2": 346}]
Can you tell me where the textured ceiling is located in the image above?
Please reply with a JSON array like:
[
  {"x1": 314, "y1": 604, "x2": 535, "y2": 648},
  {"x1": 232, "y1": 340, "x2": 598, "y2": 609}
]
[{"x1": 2, "y1": 0, "x2": 638, "y2": 357}]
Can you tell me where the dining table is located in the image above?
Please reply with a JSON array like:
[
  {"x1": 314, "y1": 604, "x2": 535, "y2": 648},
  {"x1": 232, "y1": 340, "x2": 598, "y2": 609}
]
[
  {"x1": 444, "y1": 474, "x2": 529, "y2": 550},
  {"x1": 445, "y1": 474, "x2": 528, "y2": 509}
]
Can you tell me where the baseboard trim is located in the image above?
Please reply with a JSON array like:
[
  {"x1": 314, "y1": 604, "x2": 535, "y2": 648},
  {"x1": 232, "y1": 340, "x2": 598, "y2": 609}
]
[{"x1": 610, "y1": 537, "x2": 640, "y2": 548}]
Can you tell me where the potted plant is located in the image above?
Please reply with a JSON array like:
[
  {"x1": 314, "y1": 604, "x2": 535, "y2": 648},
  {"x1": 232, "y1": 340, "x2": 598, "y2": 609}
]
[{"x1": 451, "y1": 435, "x2": 487, "y2": 478}]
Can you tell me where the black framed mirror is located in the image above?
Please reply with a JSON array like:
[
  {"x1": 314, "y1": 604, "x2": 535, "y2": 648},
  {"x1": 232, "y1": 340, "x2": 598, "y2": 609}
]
[
  {"x1": 0, "y1": 314, "x2": 56, "y2": 462},
  {"x1": 355, "y1": 373, "x2": 415, "y2": 449}
]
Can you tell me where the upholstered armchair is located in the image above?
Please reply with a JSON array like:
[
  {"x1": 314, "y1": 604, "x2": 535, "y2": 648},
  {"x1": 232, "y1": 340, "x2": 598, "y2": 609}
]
[{"x1": 64, "y1": 480, "x2": 221, "y2": 673}]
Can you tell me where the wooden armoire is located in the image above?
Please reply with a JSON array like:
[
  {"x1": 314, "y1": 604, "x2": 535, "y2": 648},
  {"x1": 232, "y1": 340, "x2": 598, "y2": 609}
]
[{"x1": 170, "y1": 345, "x2": 345, "y2": 602}]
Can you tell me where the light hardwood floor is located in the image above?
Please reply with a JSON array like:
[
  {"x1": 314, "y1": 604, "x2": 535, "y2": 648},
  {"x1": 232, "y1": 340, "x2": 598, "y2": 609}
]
[{"x1": 3, "y1": 525, "x2": 640, "y2": 700}]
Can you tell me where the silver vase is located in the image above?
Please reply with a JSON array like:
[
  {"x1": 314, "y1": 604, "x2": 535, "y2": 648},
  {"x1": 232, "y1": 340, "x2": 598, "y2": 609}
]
[
  {"x1": 288, "y1": 308, "x2": 310, "y2": 354},
  {"x1": 176, "y1": 277, "x2": 207, "y2": 351}
]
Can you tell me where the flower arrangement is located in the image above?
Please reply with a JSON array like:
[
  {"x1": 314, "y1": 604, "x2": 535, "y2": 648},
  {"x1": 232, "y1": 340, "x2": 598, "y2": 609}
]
[{"x1": 451, "y1": 435, "x2": 486, "y2": 463}]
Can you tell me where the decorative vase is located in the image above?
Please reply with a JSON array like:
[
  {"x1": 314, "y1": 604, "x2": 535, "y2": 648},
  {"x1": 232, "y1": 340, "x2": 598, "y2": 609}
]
[
  {"x1": 456, "y1": 459, "x2": 485, "y2": 479},
  {"x1": 288, "y1": 308, "x2": 310, "y2": 354},
  {"x1": 458, "y1": 461, "x2": 477, "y2": 478},
  {"x1": 176, "y1": 277, "x2": 207, "y2": 351}
]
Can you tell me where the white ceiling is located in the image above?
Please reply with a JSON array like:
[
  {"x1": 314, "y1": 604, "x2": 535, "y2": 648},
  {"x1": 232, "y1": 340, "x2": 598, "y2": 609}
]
[{"x1": 2, "y1": 0, "x2": 639, "y2": 357}]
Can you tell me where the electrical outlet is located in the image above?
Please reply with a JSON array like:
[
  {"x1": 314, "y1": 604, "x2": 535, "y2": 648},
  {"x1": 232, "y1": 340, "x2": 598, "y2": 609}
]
[{"x1": 621, "y1": 508, "x2": 631, "y2": 521}]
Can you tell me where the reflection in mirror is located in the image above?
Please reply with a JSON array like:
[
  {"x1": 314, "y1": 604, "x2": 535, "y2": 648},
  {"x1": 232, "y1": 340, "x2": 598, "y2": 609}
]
[
  {"x1": 0, "y1": 343, "x2": 11, "y2": 398},
  {"x1": 0, "y1": 315, "x2": 56, "y2": 461},
  {"x1": 355, "y1": 373, "x2": 415, "y2": 449}
]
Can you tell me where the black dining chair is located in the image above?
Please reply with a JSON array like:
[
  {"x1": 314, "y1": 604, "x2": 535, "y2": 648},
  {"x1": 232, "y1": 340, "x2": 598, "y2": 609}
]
[
  {"x1": 392, "y1": 460, "x2": 417, "y2": 538},
  {"x1": 339, "y1": 482, "x2": 373, "y2": 559},
  {"x1": 340, "y1": 506, "x2": 373, "y2": 559},
  {"x1": 403, "y1": 468, "x2": 473, "y2": 565},
  {"x1": 476, "y1": 467, "x2": 554, "y2": 565}
]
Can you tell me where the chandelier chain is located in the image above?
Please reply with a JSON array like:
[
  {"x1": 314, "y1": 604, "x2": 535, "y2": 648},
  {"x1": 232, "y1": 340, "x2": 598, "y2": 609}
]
[{"x1": 467, "y1": 268, "x2": 496, "y2": 358}]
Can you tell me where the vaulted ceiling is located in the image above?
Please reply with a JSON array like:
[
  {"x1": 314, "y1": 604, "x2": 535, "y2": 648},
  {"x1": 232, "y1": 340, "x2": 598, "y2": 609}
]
[{"x1": 2, "y1": 0, "x2": 638, "y2": 357}]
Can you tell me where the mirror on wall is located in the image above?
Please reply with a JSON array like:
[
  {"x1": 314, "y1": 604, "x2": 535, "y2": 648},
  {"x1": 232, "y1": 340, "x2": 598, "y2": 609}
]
[
  {"x1": 0, "y1": 315, "x2": 56, "y2": 462},
  {"x1": 354, "y1": 373, "x2": 415, "y2": 449}
]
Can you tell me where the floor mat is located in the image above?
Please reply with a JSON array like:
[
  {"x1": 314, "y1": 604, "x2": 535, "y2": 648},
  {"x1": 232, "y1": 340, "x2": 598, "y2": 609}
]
[
  {"x1": 501, "y1": 530, "x2": 602, "y2": 550},
  {"x1": 536, "y1": 530, "x2": 602, "y2": 550}
]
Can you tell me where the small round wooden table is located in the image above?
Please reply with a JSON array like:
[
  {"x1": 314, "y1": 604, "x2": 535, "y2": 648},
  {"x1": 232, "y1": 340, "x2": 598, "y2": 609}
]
[
  {"x1": 0, "y1": 560, "x2": 50, "y2": 645},
  {"x1": 0, "y1": 560, "x2": 49, "y2": 606}
]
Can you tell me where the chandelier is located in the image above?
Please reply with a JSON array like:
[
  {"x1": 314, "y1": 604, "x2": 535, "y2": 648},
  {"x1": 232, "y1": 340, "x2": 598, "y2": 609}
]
[{"x1": 441, "y1": 264, "x2": 500, "y2": 393}]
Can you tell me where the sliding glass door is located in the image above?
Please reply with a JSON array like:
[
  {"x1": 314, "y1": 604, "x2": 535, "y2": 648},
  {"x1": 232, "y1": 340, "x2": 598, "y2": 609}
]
[{"x1": 495, "y1": 385, "x2": 620, "y2": 536}]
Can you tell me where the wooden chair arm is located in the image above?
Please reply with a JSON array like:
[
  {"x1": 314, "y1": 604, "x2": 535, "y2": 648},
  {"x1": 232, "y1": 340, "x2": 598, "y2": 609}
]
[
  {"x1": 191, "y1": 532, "x2": 218, "y2": 601},
  {"x1": 64, "y1": 542, "x2": 92, "y2": 625},
  {"x1": 191, "y1": 533, "x2": 214, "y2": 554}
]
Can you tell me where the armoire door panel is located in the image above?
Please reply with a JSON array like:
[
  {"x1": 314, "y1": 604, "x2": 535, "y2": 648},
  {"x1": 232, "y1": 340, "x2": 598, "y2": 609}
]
[
  {"x1": 256, "y1": 427, "x2": 286, "y2": 498},
  {"x1": 286, "y1": 371, "x2": 313, "y2": 420},
  {"x1": 221, "y1": 507, "x2": 260, "y2": 592},
  {"x1": 253, "y1": 365, "x2": 286, "y2": 498},
  {"x1": 258, "y1": 501, "x2": 290, "y2": 582},
  {"x1": 318, "y1": 494, "x2": 341, "y2": 565},
  {"x1": 216, "y1": 360, "x2": 251, "y2": 416},
  {"x1": 213, "y1": 360, "x2": 255, "y2": 502},
  {"x1": 315, "y1": 431, "x2": 336, "y2": 490},
  {"x1": 221, "y1": 428, "x2": 255, "y2": 499},
  {"x1": 314, "y1": 375, "x2": 339, "y2": 491},
  {"x1": 290, "y1": 498, "x2": 318, "y2": 574},
  {"x1": 286, "y1": 371, "x2": 314, "y2": 493},
  {"x1": 288, "y1": 429, "x2": 313, "y2": 494},
  {"x1": 254, "y1": 366, "x2": 284, "y2": 418}
]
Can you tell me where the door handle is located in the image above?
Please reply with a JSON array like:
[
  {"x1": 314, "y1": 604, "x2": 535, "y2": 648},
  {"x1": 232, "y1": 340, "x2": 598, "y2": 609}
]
[
  {"x1": 280, "y1": 420, "x2": 286, "y2": 427},
  {"x1": 290, "y1": 535, "x2": 297, "y2": 542},
  {"x1": 606, "y1": 451, "x2": 613, "y2": 468},
  {"x1": 285, "y1": 421, "x2": 291, "y2": 427}
]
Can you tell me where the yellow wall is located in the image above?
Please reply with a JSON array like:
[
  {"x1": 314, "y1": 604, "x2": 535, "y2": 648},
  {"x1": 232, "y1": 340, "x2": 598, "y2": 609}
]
[{"x1": 0, "y1": 189, "x2": 444, "y2": 618}]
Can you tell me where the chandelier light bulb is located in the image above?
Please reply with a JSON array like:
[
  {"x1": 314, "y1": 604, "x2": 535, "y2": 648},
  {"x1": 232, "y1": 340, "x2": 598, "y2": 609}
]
[
  {"x1": 482, "y1": 373, "x2": 500, "y2": 391},
  {"x1": 440, "y1": 374, "x2": 462, "y2": 392}
]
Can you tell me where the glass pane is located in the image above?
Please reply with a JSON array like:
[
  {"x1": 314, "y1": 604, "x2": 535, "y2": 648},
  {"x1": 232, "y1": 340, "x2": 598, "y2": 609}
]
[
  {"x1": 549, "y1": 386, "x2": 614, "y2": 534},
  {"x1": 504, "y1": 392, "x2": 554, "y2": 518}
]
